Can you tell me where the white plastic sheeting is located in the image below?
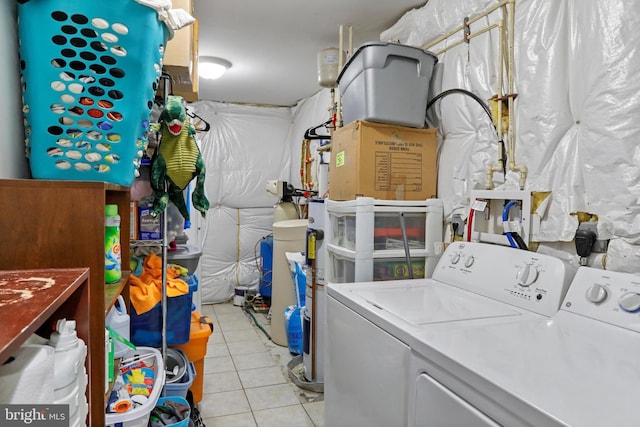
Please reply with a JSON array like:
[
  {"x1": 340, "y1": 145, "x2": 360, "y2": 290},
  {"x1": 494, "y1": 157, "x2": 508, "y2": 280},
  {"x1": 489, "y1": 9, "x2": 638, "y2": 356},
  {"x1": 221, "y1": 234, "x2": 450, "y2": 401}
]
[
  {"x1": 188, "y1": 91, "x2": 332, "y2": 303},
  {"x1": 382, "y1": 0, "x2": 640, "y2": 271}
]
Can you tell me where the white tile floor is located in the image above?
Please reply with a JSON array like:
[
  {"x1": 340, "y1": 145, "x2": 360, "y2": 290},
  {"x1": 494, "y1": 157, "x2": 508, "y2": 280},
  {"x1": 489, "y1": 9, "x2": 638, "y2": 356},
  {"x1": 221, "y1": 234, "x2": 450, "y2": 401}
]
[{"x1": 197, "y1": 302, "x2": 324, "y2": 427}]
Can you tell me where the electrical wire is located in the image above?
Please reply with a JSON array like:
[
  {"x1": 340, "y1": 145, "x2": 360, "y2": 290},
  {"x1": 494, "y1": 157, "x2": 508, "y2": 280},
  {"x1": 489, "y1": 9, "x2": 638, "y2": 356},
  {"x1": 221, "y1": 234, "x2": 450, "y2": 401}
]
[{"x1": 502, "y1": 200, "x2": 518, "y2": 249}]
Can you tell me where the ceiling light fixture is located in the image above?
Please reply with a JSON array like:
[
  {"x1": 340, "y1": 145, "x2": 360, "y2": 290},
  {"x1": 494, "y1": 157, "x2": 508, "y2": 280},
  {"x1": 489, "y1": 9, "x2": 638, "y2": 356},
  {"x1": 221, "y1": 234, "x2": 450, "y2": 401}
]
[{"x1": 199, "y1": 56, "x2": 232, "y2": 80}]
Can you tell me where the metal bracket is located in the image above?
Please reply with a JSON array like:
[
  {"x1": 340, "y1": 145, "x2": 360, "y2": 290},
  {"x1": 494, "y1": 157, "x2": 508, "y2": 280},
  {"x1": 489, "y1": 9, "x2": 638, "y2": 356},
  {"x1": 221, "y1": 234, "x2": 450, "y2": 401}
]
[{"x1": 464, "y1": 17, "x2": 471, "y2": 43}]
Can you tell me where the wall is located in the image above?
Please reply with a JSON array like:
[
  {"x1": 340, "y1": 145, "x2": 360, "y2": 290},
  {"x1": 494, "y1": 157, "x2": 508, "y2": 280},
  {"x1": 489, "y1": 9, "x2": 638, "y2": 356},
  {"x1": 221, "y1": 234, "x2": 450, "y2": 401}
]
[
  {"x1": 187, "y1": 90, "x2": 332, "y2": 303},
  {"x1": 0, "y1": 2, "x2": 30, "y2": 179},
  {"x1": 382, "y1": 0, "x2": 640, "y2": 272}
]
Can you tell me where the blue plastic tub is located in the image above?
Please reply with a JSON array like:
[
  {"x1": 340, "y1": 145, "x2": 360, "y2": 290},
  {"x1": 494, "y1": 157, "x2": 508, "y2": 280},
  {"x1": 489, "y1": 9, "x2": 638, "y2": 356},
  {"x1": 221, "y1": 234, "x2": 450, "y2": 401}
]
[
  {"x1": 165, "y1": 361, "x2": 196, "y2": 399},
  {"x1": 153, "y1": 396, "x2": 191, "y2": 427},
  {"x1": 18, "y1": 0, "x2": 170, "y2": 186}
]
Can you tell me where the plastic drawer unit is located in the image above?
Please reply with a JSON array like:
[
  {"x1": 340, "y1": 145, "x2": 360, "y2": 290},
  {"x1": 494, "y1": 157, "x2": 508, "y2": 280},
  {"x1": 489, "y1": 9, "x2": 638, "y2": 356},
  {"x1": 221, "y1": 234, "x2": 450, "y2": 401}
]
[{"x1": 325, "y1": 197, "x2": 443, "y2": 283}]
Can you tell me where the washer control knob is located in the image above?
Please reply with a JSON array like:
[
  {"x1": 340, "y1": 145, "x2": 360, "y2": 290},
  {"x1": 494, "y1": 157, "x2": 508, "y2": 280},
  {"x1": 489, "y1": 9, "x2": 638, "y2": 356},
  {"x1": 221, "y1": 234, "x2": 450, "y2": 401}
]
[
  {"x1": 618, "y1": 292, "x2": 640, "y2": 313},
  {"x1": 463, "y1": 255, "x2": 475, "y2": 268},
  {"x1": 516, "y1": 264, "x2": 538, "y2": 287},
  {"x1": 585, "y1": 284, "x2": 608, "y2": 304},
  {"x1": 450, "y1": 253, "x2": 461, "y2": 265}
]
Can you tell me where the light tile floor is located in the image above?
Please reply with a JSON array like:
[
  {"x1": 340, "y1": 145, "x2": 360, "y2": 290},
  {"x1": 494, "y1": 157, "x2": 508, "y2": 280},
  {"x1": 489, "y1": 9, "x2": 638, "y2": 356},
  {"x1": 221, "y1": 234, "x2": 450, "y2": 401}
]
[{"x1": 198, "y1": 302, "x2": 324, "y2": 427}]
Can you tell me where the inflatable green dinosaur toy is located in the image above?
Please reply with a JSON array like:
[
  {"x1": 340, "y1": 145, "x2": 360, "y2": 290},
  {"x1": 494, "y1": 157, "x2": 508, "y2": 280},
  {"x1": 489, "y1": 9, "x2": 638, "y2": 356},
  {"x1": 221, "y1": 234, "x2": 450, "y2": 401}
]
[{"x1": 150, "y1": 95, "x2": 209, "y2": 220}]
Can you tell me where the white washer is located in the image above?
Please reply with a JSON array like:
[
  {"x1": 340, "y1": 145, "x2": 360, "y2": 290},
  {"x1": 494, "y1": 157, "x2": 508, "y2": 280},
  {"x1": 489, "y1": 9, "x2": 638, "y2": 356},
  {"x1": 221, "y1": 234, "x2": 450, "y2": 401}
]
[
  {"x1": 325, "y1": 242, "x2": 574, "y2": 427},
  {"x1": 407, "y1": 266, "x2": 640, "y2": 427}
]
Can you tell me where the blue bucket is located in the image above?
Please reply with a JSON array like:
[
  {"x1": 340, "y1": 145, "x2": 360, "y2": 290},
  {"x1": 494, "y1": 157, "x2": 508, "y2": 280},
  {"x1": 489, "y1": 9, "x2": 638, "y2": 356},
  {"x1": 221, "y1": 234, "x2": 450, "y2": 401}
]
[
  {"x1": 18, "y1": 0, "x2": 170, "y2": 186},
  {"x1": 153, "y1": 396, "x2": 191, "y2": 427},
  {"x1": 165, "y1": 361, "x2": 196, "y2": 400}
]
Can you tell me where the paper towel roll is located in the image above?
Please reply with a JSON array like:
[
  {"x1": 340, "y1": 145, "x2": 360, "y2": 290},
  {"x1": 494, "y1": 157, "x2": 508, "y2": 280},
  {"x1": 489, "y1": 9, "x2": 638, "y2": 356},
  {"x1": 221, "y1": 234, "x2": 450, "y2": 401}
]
[{"x1": 0, "y1": 344, "x2": 55, "y2": 404}]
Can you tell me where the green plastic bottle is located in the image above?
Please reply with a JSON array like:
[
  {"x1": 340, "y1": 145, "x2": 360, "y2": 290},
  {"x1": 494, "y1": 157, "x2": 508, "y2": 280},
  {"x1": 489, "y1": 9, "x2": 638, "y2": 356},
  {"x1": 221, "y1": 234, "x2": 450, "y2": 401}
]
[{"x1": 105, "y1": 204, "x2": 122, "y2": 284}]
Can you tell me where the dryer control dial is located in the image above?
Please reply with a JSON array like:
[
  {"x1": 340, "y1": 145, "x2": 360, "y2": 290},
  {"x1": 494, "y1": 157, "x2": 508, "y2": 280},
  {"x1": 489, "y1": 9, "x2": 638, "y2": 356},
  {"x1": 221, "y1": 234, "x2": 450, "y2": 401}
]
[
  {"x1": 450, "y1": 253, "x2": 461, "y2": 265},
  {"x1": 516, "y1": 264, "x2": 538, "y2": 287},
  {"x1": 463, "y1": 255, "x2": 475, "y2": 268},
  {"x1": 585, "y1": 284, "x2": 608, "y2": 304},
  {"x1": 618, "y1": 292, "x2": 640, "y2": 313}
]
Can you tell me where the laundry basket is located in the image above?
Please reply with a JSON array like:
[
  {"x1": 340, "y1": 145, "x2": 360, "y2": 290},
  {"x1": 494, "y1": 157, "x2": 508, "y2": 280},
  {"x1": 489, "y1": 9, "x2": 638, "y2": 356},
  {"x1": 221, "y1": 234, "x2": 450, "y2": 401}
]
[{"x1": 18, "y1": 0, "x2": 170, "y2": 186}]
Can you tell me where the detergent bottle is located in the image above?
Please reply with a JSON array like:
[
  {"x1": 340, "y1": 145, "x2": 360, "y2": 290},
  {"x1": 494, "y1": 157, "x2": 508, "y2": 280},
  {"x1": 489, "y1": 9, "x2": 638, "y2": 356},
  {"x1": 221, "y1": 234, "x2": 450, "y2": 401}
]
[
  {"x1": 106, "y1": 295, "x2": 131, "y2": 358},
  {"x1": 49, "y1": 319, "x2": 88, "y2": 422},
  {"x1": 105, "y1": 204, "x2": 122, "y2": 283}
]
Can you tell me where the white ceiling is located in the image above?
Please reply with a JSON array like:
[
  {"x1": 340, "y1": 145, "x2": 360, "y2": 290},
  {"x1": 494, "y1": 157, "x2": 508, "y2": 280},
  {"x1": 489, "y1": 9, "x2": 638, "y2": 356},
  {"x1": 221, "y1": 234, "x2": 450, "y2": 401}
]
[{"x1": 194, "y1": 0, "x2": 426, "y2": 107}]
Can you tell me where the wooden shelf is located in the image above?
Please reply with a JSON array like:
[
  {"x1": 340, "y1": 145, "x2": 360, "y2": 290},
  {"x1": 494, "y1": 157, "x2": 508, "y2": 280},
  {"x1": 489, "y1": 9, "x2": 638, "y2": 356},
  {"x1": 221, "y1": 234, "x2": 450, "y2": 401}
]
[
  {"x1": 0, "y1": 268, "x2": 90, "y2": 365},
  {"x1": 0, "y1": 179, "x2": 132, "y2": 427}
]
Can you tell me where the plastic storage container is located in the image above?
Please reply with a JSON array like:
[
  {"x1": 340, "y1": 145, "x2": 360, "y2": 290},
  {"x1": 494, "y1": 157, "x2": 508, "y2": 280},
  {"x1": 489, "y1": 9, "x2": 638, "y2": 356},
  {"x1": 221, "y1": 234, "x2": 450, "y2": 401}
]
[
  {"x1": 153, "y1": 396, "x2": 191, "y2": 427},
  {"x1": 326, "y1": 198, "x2": 443, "y2": 253},
  {"x1": 173, "y1": 311, "x2": 213, "y2": 404},
  {"x1": 165, "y1": 360, "x2": 196, "y2": 399},
  {"x1": 105, "y1": 347, "x2": 165, "y2": 427},
  {"x1": 18, "y1": 0, "x2": 170, "y2": 186},
  {"x1": 167, "y1": 244, "x2": 203, "y2": 273},
  {"x1": 337, "y1": 42, "x2": 438, "y2": 128},
  {"x1": 325, "y1": 198, "x2": 444, "y2": 283}
]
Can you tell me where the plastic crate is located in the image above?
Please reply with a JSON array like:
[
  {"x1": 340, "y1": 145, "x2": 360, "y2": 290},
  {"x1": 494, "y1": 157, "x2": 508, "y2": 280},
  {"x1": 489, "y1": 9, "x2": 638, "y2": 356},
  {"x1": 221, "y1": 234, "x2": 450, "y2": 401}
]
[{"x1": 18, "y1": 0, "x2": 170, "y2": 186}]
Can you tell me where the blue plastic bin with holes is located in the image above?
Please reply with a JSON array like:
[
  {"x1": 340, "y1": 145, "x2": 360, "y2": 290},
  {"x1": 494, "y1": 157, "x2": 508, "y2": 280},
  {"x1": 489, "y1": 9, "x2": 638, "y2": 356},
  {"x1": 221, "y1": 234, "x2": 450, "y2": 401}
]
[{"x1": 18, "y1": 0, "x2": 170, "y2": 186}]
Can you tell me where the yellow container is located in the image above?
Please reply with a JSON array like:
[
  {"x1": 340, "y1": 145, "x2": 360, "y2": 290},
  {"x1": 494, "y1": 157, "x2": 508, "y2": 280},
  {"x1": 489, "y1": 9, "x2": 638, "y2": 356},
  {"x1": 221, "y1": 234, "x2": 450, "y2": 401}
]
[{"x1": 173, "y1": 311, "x2": 213, "y2": 403}]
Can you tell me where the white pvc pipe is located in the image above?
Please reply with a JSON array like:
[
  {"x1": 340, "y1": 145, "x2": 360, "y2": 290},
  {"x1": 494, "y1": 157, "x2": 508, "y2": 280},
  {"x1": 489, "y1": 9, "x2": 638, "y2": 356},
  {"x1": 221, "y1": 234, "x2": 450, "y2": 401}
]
[
  {"x1": 505, "y1": 0, "x2": 527, "y2": 188},
  {"x1": 432, "y1": 23, "x2": 499, "y2": 56},
  {"x1": 422, "y1": 0, "x2": 510, "y2": 51}
]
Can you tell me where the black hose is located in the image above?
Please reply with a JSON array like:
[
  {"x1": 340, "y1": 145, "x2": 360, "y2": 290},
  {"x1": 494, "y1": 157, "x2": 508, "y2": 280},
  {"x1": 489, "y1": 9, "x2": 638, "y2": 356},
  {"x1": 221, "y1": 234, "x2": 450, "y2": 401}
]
[
  {"x1": 426, "y1": 88, "x2": 505, "y2": 172},
  {"x1": 426, "y1": 88, "x2": 493, "y2": 123},
  {"x1": 511, "y1": 232, "x2": 529, "y2": 251},
  {"x1": 243, "y1": 306, "x2": 272, "y2": 340}
]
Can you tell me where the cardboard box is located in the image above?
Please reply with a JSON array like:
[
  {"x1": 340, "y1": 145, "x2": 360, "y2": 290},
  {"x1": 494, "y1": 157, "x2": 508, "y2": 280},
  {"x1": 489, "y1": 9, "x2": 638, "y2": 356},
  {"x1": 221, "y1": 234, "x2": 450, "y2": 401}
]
[
  {"x1": 329, "y1": 121, "x2": 437, "y2": 200},
  {"x1": 162, "y1": 0, "x2": 199, "y2": 101},
  {"x1": 138, "y1": 205, "x2": 161, "y2": 240}
]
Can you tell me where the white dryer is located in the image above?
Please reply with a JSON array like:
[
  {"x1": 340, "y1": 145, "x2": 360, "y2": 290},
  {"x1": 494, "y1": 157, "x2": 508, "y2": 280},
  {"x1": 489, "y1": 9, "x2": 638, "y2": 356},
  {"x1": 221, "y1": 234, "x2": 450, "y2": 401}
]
[
  {"x1": 407, "y1": 266, "x2": 640, "y2": 427},
  {"x1": 325, "y1": 242, "x2": 574, "y2": 427}
]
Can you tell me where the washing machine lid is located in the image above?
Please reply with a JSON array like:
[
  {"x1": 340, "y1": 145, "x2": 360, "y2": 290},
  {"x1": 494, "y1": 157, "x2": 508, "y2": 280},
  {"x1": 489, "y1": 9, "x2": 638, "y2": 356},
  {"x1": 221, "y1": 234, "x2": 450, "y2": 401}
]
[
  {"x1": 331, "y1": 280, "x2": 523, "y2": 326},
  {"x1": 412, "y1": 311, "x2": 640, "y2": 427}
]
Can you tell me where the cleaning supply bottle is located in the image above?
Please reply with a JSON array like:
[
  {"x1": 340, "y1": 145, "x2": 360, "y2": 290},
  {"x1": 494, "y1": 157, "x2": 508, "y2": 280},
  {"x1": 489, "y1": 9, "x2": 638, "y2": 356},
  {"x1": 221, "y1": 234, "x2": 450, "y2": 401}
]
[
  {"x1": 106, "y1": 295, "x2": 131, "y2": 358},
  {"x1": 105, "y1": 204, "x2": 122, "y2": 283},
  {"x1": 50, "y1": 319, "x2": 87, "y2": 391},
  {"x1": 49, "y1": 319, "x2": 88, "y2": 423}
]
